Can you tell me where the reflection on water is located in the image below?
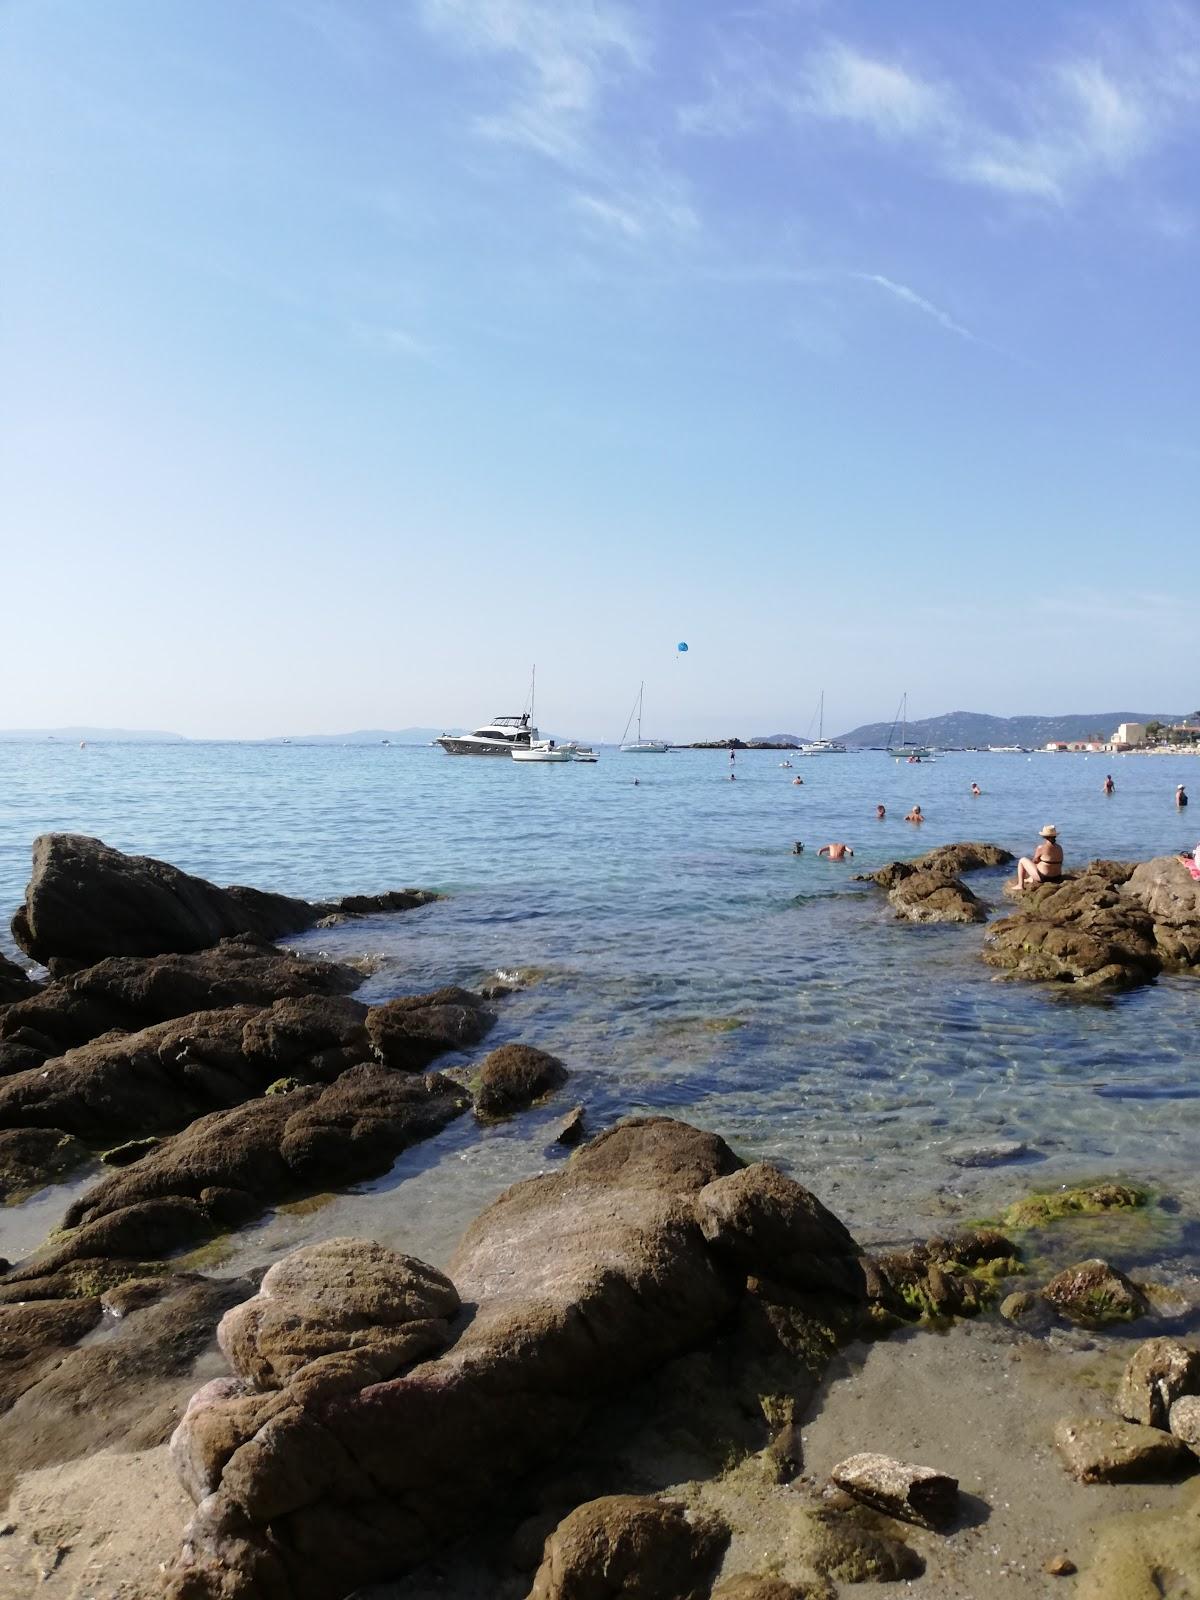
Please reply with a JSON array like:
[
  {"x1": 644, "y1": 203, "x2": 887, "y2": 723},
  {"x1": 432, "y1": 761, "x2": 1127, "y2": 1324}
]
[{"x1": 1, "y1": 741, "x2": 1197, "y2": 1264}]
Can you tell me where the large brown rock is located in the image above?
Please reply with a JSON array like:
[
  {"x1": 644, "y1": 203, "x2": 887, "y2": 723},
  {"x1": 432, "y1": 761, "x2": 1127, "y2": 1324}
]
[
  {"x1": 527, "y1": 1495, "x2": 728, "y2": 1600},
  {"x1": 164, "y1": 1118, "x2": 808, "y2": 1600},
  {"x1": 0, "y1": 937, "x2": 363, "y2": 1067},
  {"x1": 1125, "y1": 855, "x2": 1200, "y2": 968},
  {"x1": 862, "y1": 842, "x2": 1013, "y2": 890},
  {"x1": 829, "y1": 1452, "x2": 959, "y2": 1529},
  {"x1": 1116, "y1": 1338, "x2": 1200, "y2": 1429},
  {"x1": 364, "y1": 986, "x2": 495, "y2": 1071},
  {"x1": 0, "y1": 951, "x2": 39, "y2": 1005},
  {"x1": 11, "y1": 834, "x2": 438, "y2": 966},
  {"x1": 1041, "y1": 1259, "x2": 1150, "y2": 1324},
  {"x1": 695, "y1": 1163, "x2": 862, "y2": 1297},
  {"x1": 475, "y1": 1042, "x2": 568, "y2": 1115},
  {"x1": 984, "y1": 864, "x2": 1162, "y2": 988},
  {"x1": 0, "y1": 995, "x2": 374, "y2": 1151},
  {"x1": 0, "y1": 1126, "x2": 88, "y2": 1200},
  {"x1": 887, "y1": 869, "x2": 986, "y2": 924},
  {"x1": 0, "y1": 1295, "x2": 102, "y2": 1413},
  {"x1": 2, "y1": 1068, "x2": 469, "y2": 1276},
  {"x1": 1054, "y1": 1416, "x2": 1192, "y2": 1482}
]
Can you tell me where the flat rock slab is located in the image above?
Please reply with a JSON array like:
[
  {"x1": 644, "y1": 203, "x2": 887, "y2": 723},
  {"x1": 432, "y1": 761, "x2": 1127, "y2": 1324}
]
[
  {"x1": 947, "y1": 1140, "x2": 1029, "y2": 1168},
  {"x1": 1053, "y1": 1417, "x2": 1193, "y2": 1482},
  {"x1": 830, "y1": 1451, "x2": 959, "y2": 1529}
]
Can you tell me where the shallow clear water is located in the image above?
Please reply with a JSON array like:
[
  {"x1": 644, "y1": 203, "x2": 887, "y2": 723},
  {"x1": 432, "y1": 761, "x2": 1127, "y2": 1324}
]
[{"x1": 2, "y1": 740, "x2": 1198, "y2": 1266}]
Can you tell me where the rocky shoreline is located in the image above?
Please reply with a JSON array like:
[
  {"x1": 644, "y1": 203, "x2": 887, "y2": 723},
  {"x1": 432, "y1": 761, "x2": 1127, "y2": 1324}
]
[{"x1": 1, "y1": 835, "x2": 1198, "y2": 1598}]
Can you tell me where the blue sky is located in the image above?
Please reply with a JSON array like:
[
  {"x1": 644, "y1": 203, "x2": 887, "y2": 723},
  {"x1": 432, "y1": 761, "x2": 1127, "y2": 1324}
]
[{"x1": 3, "y1": 0, "x2": 1198, "y2": 739}]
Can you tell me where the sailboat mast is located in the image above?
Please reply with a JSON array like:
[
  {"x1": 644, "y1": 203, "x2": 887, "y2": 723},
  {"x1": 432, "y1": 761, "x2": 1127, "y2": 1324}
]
[
  {"x1": 638, "y1": 681, "x2": 644, "y2": 743},
  {"x1": 818, "y1": 690, "x2": 824, "y2": 743}
]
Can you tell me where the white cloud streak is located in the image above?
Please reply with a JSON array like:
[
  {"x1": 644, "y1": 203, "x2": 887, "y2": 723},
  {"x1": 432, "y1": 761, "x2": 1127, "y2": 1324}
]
[{"x1": 852, "y1": 273, "x2": 976, "y2": 341}]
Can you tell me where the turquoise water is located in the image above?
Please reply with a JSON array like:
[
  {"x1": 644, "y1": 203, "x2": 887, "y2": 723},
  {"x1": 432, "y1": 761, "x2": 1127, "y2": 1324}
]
[{"x1": 2, "y1": 740, "x2": 1198, "y2": 1263}]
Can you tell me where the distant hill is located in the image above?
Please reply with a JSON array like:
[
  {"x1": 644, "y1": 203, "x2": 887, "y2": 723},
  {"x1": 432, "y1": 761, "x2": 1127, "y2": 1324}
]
[
  {"x1": 835, "y1": 710, "x2": 1186, "y2": 748},
  {"x1": 0, "y1": 726, "x2": 186, "y2": 742}
]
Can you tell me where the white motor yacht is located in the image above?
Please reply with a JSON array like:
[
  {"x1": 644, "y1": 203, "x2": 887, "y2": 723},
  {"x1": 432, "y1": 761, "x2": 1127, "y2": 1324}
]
[
  {"x1": 511, "y1": 740, "x2": 573, "y2": 763},
  {"x1": 435, "y1": 713, "x2": 538, "y2": 756}
]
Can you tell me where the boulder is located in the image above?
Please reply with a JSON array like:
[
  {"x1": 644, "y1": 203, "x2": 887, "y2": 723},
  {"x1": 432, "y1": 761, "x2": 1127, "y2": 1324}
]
[
  {"x1": 11, "y1": 834, "x2": 437, "y2": 966},
  {"x1": 2, "y1": 1068, "x2": 469, "y2": 1276},
  {"x1": 550, "y1": 1106, "x2": 586, "y2": 1147},
  {"x1": 984, "y1": 864, "x2": 1162, "y2": 988},
  {"x1": 1041, "y1": 1260, "x2": 1150, "y2": 1325},
  {"x1": 215, "y1": 1239, "x2": 460, "y2": 1390},
  {"x1": 475, "y1": 1043, "x2": 568, "y2": 1115},
  {"x1": 911, "y1": 842, "x2": 1014, "y2": 875},
  {"x1": 0, "y1": 952, "x2": 39, "y2": 1005},
  {"x1": 829, "y1": 1452, "x2": 959, "y2": 1529},
  {"x1": 164, "y1": 1119, "x2": 769, "y2": 1600},
  {"x1": 364, "y1": 987, "x2": 495, "y2": 1071},
  {"x1": 1115, "y1": 1338, "x2": 1200, "y2": 1429},
  {"x1": 1053, "y1": 1416, "x2": 1192, "y2": 1482},
  {"x1": 865, "y1": 1229, "x2": 1018, "y2": 1324},
  {"x1": 1124, "y1": 856, "x2": 1200, "y2": 968},
  {"x1": 712, "y1": 1578, "x2": 812, "y2": 1600},
  {"x1": 0, "y1": 937, "x2": 363, "y2": 1068},
  {"x1": 695, "y1": 1163, "x2": 862, "y2": 1297},
  {"x1": 526, "y1": 1495, "x2": 728, "y2": 1600},
  {"x1": 0, "y1": 1126, "x2": 88, "y2": 1200},
  {"x1": 887, "y1": 870, "x2": 986, "y2": 924},
  {"x1": 1170, "y1": 1395, "x2": 1200, "y2": 1455}
]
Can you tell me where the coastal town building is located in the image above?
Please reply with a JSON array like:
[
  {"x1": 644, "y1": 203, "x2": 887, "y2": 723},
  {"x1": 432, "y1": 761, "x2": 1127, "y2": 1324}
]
[{"x1": 1113, "y1": 721, "x2": 1146, "y2": 746}]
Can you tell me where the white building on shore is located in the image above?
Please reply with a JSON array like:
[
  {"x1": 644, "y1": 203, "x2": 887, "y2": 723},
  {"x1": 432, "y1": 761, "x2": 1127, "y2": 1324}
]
[{"x1": 1112, "y1": 721, "x2": 1146, "y2": 747}]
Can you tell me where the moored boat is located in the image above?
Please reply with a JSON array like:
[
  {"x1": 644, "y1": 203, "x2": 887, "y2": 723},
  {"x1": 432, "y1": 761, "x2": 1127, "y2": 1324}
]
[
  {"x1": 511, "y1": 739, "x2": 573, "y2": 763},
  {"x1": 620, "y1": 683, "x2": 670, "y2": 753}
]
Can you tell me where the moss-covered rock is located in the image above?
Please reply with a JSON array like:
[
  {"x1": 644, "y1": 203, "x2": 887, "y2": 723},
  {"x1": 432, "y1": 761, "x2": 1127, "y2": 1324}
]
[{"x1": 1003, "y1": 1182, "x2": 1148, "y2": 1231}]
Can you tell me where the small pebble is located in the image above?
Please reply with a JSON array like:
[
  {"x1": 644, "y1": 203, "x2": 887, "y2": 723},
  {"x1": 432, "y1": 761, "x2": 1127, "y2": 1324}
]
[{"x1": 1045, "y1": 1556, "x2": 1077, "y2": 1576}]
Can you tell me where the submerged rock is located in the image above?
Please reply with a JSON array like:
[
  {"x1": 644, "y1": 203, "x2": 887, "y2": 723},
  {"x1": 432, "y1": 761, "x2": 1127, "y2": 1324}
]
[
  {"x1": 163, "y1": 1118, "x2": 857, "y2": 1600},
  {"x1": 830, "y1": 1452, "x2": 959, "y2": 1529},
  {"x1": 887, "y1": 869, "x2": 986, "y2": 924},
  {"x1": 1115, "y1": 1338, "x2": 1200, "y2": 1430},
  {"x1": 1041, "y1": 1259, "x2": 1150, "y2": 1325},
  {"x1": 527, "y1": 1495, "x2": 728, "y2": 1600},
  {"x1": 1003, "y1": 1182, "x2": 1148, "y2": 1230},
  {"x1": 475, "y1": 1042, "x2": 568, "y2": 1115},
  {"x1": 549, "y1": 1105, "x2": 586, "y2": 1147},
  {"x1": 864, "y1": 1229, "x2": 1018, "y2": 1324},
  {"x1": 1053, "y1": 1416, "x2": 1191, "y2": 1482}
]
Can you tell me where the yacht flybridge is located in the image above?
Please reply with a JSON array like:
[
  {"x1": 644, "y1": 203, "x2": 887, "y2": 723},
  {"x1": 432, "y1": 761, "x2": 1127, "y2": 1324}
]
[{"x1": 435, "y1": 714, "x2": 538, "y2": 756}]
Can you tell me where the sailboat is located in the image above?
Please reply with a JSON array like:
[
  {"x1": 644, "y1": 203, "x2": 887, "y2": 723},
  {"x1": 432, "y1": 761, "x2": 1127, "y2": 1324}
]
[
  {"x1": 797, "y1": 690, "x2": 846, "y2": 755},
  {"x1": 620, "y1": 682, "x2": 670, "y2": 753},
  {"x1": 887, "y1": 693, "x2": 930, "y2": 759}
]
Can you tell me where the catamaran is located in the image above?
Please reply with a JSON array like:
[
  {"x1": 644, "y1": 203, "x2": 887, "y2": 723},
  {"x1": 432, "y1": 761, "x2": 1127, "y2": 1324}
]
[
  {"x1": 797, "y1": 690, "x2": 846, "y2": 755},
  {"x1": 620, "y1": 683, "x2": 670, "y2": 753}
]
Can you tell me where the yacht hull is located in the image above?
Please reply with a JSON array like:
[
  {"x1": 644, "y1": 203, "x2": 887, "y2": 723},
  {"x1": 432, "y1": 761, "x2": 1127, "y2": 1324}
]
[{"x1": 436, "y1": 738, "x2": 521, "y2": 756}]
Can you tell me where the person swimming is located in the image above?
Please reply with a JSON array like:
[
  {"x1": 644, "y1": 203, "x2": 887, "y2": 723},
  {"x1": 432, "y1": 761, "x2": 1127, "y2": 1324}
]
[
  {"x1": 1103, "y1": 775, "x2": 1115, "y2": 795},
  {"x1": 1177, "y1": 785, "x2": 1189, "y2": 808},
  {"x1": 791, "y1": 841, "x2": 804, "y2": 854},
  {"x1": 817, "y1": 843, "x2": 853, "y2": 860},
  {"x1": 876, "y1": 803, "x2": 886, "y2": 819},
  {"x1": 905, "y1": 804, "x2": 924, "y2": 823},
  {"x1": 1016, "y1": 824, "x2": 1063, "y2": 890},
  {"x1": 970, "y1": 782, "x2": 981, "y2": 797},
  {"x1": 792, "y1": 775, "x2": 804, "y2": 785}
]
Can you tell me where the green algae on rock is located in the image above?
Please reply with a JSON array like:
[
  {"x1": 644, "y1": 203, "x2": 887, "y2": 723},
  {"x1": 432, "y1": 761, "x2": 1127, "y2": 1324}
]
[{"x1": 1003, "y1": 1182, "x2": 1149, "y2": 1231}]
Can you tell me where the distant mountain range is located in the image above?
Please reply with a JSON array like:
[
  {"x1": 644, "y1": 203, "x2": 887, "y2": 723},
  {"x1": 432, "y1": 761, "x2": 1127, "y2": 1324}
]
[
  {"x1": 0, "y1": 726, "x2": 185, "y2": 742},
  {"x1": 834, "y1": 710, "x2": 1186, "y2": 748}
]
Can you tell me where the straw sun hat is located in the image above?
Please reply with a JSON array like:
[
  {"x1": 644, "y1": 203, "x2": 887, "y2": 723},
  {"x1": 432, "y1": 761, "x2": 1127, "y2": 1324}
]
[{"x1": 1039, "y1": 824, "x2": 1058, "y2": 839}]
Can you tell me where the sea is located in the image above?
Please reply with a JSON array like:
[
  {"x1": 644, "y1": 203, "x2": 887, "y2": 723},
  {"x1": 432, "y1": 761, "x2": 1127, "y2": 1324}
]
[{"x1": 2, "y1": 739, "x2": 1198, "y2": 1274}]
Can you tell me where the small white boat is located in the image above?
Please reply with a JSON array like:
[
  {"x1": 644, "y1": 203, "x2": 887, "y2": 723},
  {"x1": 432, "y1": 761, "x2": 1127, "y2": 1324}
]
[
  {"x1": 511, "y1": 740, "x2": 573, "y2": 763},
  {"x1": 562, "y1": 743, "x2": 598, "y2": 762},
  {"x1": 796, "y1": 692, "x2": 847, "y2": 755},
  {"x1": 886, "y1": 693, "x2": 929, "y2": 758},
  {"x1": 620, "y1": 682, "x2": 670, "y2": 753}
]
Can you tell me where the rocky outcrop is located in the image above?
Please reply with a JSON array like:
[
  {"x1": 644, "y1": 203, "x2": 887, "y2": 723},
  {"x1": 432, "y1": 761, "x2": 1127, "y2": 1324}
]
[
  {"x1": 0, "y1": 1126, "x2": 88, "y2": 1200},
  {"x1": 1116, "y1": 1338, "x2": 1200, "y2": 1429},
  {"x1": 475, "y1": 1042, "x2": 568, "y2": 1115},
  {"x1": 0, "y1": 995, "x2": 373, "y2": 1144},
  {"x1": 11, "y1": 834, "x2": 436, "y2": 966},
  {"x1": 0, "y1": 937, "x2": 363, "y2": 1071},
  {"x1": 164, "y1": 1119, "x2": 863, "y2": 1600},
  {"x1": 861, "y1": 842, "x2": 1013, "y2": 890},
  {"x1": 364, "y1": 987, "x2": 495, "y2": 1070},
  {"x1": 1041, "y1": 1259, "x2": 1150, "y2": 1325},
  {"x1": 5, "y1": 1068, "x2": 469, "y2": 1278},
  {"x1": 1053, "y1": 1417, "x2": 1191, "y2": 1482},
  {"x1": 985, "y1": 854, "x2": 1200, "y2": 990},
  {"x1": 1125, "y1": 856, "x2": 1200, "y2": 967},
  {"x1": 0, "y1": 951, "x2": 39, "y2": 1005},
  {"x1": 0, "y1": 1295, "x2": 102, "y2": 1414},
  {"x1": 984, "y1": 863, "x2": 1161, "y2": 988},
  {"x1": 527, "y1": 1495, "x2": 728, "y2": 1600},
  {"x1": 863, "y1": 1228, "x2": 1018, "y2": 1324},
  {"x1": 887, "y1": 870, "x2": 986, "y2": 924}
]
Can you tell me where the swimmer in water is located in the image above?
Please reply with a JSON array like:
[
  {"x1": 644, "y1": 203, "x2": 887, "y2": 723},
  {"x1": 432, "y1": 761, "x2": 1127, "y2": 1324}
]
[
  {"x1": 905, "y1": 804, "x2": 924, "y2": 823},
  {"x1": 876, "y1": 804, "x2": 886, "y2": 819},
  {"x1": 817, "y1": 843, "x2": 854, "y2": 861},
  {"x1": 970, "y1": 782, "x2": 981, "y2": 797},
  {"x1": 791, "y1": 841, "x2": 804, "y2": 854}
]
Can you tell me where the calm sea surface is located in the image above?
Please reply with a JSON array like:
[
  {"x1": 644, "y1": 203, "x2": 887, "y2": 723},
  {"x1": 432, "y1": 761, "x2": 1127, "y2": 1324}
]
[{"x1": 2, "y1": 740, "x2": 1198, "y2": 1269}]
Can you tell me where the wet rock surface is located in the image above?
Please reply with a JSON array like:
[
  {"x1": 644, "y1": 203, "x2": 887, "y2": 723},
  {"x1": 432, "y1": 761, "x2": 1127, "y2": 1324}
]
[
  {"x1": 475, "y1": 1042, "x2": 568, "y2": 1115},
  {"x1": 0, "y1": 1127, "x2": 88, "y2": 1200},
  {"x1": 365, "y1": 987, "x2": 496, "y2": 1071},
  {"x1": 1053, "y1": 1417, "x2": 1192, "y2": 1482},
  {"x1": 860, "y1": 841, "x2": 1013, "y2": 889},
  {"x1": 887, "y1": 869, "x2": 986, "y2": 924},
  {"x1": 829, "y1": 1451, "x2": 959, "y2": 1529},
  {"x1": 1125, "y1": 855, "x2": 1200, "y2": 967},
  {"x1": 1041, "y1": 1259, "x2": 1150, "y2": 1325},
  {"x1": 1115, "y1": 1338, "x2": 1200, "y2": 1429},
  {"x1": 0, "y1": 952, "x2": 39, "y2": 1005},
  {"x1": 1170, "y1": 1395, "x2": 1200, "y2": 1455},
  {"x1": 527, "y1": 1494, "x2": 728, "y2": 1600},
  {"x1": 162, "y1": 1118, "x2": 863, "y2": 1600}
]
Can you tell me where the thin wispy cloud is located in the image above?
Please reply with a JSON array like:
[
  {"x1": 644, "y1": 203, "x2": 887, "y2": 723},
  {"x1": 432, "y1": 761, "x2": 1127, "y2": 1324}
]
[
  {"x1": 797, "y1": 43, "x2": 949, "y2": 139},
  {"x1": 418, "y1": 0, "x2": 646, "y2": 164},
  {"x1": 852, "y1": 272, "x2": 976, "y2": 341}
]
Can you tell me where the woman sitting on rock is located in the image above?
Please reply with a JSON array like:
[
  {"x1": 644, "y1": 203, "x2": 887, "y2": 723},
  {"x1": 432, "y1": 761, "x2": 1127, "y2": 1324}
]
[{"x1": 1017, "y1": 824, "x2": 1063, "y2": 890}]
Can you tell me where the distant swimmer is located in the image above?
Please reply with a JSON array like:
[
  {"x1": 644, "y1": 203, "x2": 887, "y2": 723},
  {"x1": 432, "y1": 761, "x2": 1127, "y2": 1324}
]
[
  {"x1": 729, "y1": 772, "x2": 736, "y2": 781},
  {"x1": 633, "y1": 779, "x2": 640, "y2": 787},
  {"x1": 780, "y1": 760, "x2": 793, "y2": 769},
  {"x1": 907, "y1": 755, "x2": 922, "y2": 764},
  {"x1": 970, "y1": 782, "x2": 981, "y2": 797},
  {"x1": 876, "y1": 803, "x2": 886, "y2": 819},
  {"x1": 905, "y1": 805, "x2": 924, "y2": 823},
  {"x1": 791, "y1": 841, "x2": 804, "y2": 855},
  {"x1": 729, "y1": 749, "x2": 735, "y2": 763},
  {"x1": 1177, "y1": 785, "x2": 1189, "y2": 808},
  {"x1": 818, "y1": 842, "x2": 854, "y2": 860},
  {"x1": 1017, "y1": 824, "x2": 1063, "y2": 891},
  {"x1": 1104, "y1": 774, "x2": 1115, "y2": 795},
  {"x1": 792, "y1": 775, "x2": 804, "y2": 786}
]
